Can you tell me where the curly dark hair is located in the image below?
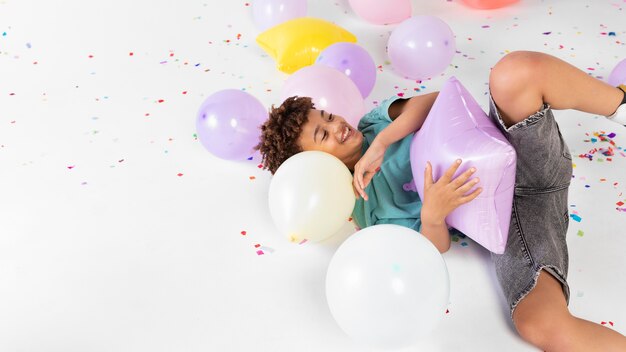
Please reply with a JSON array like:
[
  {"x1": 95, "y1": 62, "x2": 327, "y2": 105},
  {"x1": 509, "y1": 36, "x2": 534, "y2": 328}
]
[{"x1": 254, "y1": 96, "x2": 314, "y2": 174}]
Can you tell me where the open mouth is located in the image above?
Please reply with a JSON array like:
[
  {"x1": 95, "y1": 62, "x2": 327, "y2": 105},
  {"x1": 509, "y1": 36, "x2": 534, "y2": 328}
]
[{"x1": 341, "y1": 125, "x2": 352, "y2": 143}]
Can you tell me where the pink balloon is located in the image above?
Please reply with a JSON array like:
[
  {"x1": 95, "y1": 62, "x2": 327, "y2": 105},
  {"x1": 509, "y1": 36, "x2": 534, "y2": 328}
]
[
  {"x1": 409, "y1": 77, "x2": 516, "y2": 254},
  {"x1": 282, "y1": 65, "x2": 366, "y2": 128},
  {"x1": 348, "y1": 0, "x2": 411, "y2": 25},
  {"x1": 387, "y1": 16, "x2": 456, "y2": 80},
  {"x1": 252, "y1": 0, "x2": 307, "y2": 31},
  {"x1": 608, "y1": 58, "x2": 626, "y2": 87},
  {"x1": 461, "y1": 0, "x2": 519, "y2": 9}
]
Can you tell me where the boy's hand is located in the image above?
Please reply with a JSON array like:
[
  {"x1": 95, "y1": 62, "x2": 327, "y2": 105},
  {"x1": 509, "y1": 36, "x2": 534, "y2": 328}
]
[
  {"x1": 421, "y1": 159, "x2": 482, "y2": 225},
  {"x1": 353, "y1": 139, "x2": 387, "y2": 201}
]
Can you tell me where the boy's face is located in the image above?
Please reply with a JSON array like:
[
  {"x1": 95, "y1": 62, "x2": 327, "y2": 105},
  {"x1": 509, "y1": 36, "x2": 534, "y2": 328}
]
[{"x1": 298, "y1": 109, "x2": 364, "y2": 170}]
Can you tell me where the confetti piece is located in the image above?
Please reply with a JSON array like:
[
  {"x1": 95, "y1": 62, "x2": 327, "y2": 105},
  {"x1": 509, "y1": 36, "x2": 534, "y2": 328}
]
[
  {"x1": 158, "y1": 99, "x2": 164, "y2": 103},
  {"x1": 461, "y1": 242, "x2": 468, "y2": 247},
  {"x1": 259, "y1": 246, "x2": 275, "y2": 254},
  {"x1": 542, "y1": 31, "x2": 552, "y2": 35},
  {"x1": 241, "y1": 231, "x2": 247, "y2": 236},
  {"x1": 177, "y1": 173, "x2": 183, "y2": 177},
  {"x1": 67, "y1": 165, "x2": 75, "y2": 170},
  {"x1": 249, "y1": 176, "x2": 256, "y2": 180},
  {"x1": 256, "y1": 250, "x2": 264, "y2": 255},
  {"x1": 577, "y1": 230, "x2": 584, "y2": 237},
  {"x1": 570, "y1": 214, "x2": 582, "y2": 222},
  {"x1": 298, "y1": 239, "x2": 308, "y2": 245}
]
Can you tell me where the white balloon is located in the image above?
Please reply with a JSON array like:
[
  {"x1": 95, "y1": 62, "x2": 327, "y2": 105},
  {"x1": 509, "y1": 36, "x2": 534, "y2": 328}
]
[
  {"x1": 268, "y1": 151, "x2": 355, "y2": 243},
  {"x1": 326, "y1": 224, "x2": 449, "y2": 349}
]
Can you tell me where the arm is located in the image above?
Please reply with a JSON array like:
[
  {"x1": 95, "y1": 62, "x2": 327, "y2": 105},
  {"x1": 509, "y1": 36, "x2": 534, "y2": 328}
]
[
  {"x1": 376, "y1": 92, "x2": 439, "y2": 148},
  {"x1": 353, "y1": 92, "x2": 439, "y2": 199},
  {"x1": 353, "y1": 92, "x2": 482, "y2": 253},
  {"x1": 421, "y1": 160, "x2": 482, "y2": 253}
]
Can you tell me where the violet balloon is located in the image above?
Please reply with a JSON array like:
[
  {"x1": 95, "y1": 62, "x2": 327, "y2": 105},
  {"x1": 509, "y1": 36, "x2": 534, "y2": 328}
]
[
  {"x1": 252, "y1": 0, "x2": 307, "y2": 31},
  {"x1": 196, "y1": 89, "x2": 268, "y2": 161},
  {"x1": 282, "y1": 65, "x2": 366, "y2": 128},
  {"x1": 410, "y1": 77, "x2": 516, "y2": 254},
  {"x1": 316, "y1": 43, "x2": 377, "y2": 98},
  {"x1": 388, "y1": 16, "x2": 456, "y2": 80},
  {"x1": 608, "y1": 58, "x2": 626, "y2": 86}
]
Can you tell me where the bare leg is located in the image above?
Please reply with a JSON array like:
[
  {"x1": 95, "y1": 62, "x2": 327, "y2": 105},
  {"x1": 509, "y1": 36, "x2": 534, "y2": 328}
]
[
  {"x1": 489, "y1": 50, "x2": 624, "y2": 127},
  {"x1": 489, "y1": 51, "x2": 626, "y2": 350},
  {"x1": 513, "y1": 271, "x2": 626, "y2": 352}
]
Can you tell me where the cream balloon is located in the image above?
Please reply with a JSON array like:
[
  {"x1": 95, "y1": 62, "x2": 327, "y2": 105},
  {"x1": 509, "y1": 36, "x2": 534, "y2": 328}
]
[
  {"x1": 268, "y1": 151, "x2": 355, "y2": 243},
  {"x1": 326, "y1": 224, "x2": 450, "y2": 349}
]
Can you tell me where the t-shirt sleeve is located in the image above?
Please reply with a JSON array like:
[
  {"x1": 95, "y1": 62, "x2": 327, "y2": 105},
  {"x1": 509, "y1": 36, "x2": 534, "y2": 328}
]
[{"x1": 358, "y1": 95, "x2": 404, "y2": 131}]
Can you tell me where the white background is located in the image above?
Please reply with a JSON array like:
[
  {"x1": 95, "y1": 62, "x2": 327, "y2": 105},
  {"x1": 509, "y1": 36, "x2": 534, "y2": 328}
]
[{"x1": 1, "y1": 0, "x2": 625, "y2": 351}]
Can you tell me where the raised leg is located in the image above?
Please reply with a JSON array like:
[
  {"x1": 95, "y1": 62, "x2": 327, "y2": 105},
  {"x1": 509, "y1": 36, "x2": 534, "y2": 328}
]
[
  {"x1": 513, "y1": 270, "x2": 626, "y2": 352},
  {"x1": 489, "y1": 51, "x2": 624, "y2": 127}
]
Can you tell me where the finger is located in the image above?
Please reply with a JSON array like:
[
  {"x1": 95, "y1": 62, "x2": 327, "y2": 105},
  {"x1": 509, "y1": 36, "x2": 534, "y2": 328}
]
[
  {"x1": 451, "y1": 167, "x2": 477, "y2": 189},
  {"x1": 355, "y1": 165, "x2": 364, "y2": 192},
  {"x1": 362, "y1": 172, "x2": 375, "y2": 190},
  {"x1": 353, "y1": 174, "x2": 362, "y2": 196},
  {"x1": 459, "y1": 187, "x2": 483, "y2": 204},
  {"x1": 423, "y1": 162, "x2": 434, "y2": 189},
  {"x1": 455, "y1": 177, "x2": 480, "y2": 195},
  {"x1": 441, "y1": 159, "x2": 462, "y2": 183},
  {"x1": 352, "y1": 184, "x2": 360, "y2": 199}
]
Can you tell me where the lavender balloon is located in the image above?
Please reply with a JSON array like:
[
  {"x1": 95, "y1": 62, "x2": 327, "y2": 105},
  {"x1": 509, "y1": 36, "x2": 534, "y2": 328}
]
[
  {"x1": 316, "y1": 43, "x2": 377, "y2": 98},
  {"x1": 410, "y1": 77, "x2": 516, "y2": 254},
  {"x1": 388, "y1": 16, "x2": 456, "y2": 80},
  {"x1": 252, "y1": 0, "x2": 307, "y2": 31},
  {"x1": 196, "y1": 90, "x2": 268, "y2": 161},
  {"x1": 608, "y1": 58, "x2": 626, "y2": 86}
]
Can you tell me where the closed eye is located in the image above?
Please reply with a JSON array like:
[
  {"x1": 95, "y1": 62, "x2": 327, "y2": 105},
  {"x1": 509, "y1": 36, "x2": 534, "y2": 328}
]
[{"x1": 323, "y1": 131, "x2": 328, "y2": 141}]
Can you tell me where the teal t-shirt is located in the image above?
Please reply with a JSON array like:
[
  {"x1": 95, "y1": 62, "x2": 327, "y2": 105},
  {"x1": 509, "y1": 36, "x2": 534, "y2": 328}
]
[{"x1": 352, "y1": 95, "x2": 423, "y2": 232}]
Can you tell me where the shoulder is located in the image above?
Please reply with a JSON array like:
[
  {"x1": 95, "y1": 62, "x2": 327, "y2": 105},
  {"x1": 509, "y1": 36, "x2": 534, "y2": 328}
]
[{"x1": 359, "y1": 95, "x2": 406, "y2": 129}]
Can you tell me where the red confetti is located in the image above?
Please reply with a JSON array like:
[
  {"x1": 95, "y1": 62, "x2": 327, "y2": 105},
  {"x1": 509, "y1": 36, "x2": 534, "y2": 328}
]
[
  {"x1": 446, "y1": 309, "x2": 450, "y2": 314},
  {"x1": 88, "y1": 55, "x2": 93, "y2": 58},
  {"x1": 256, "y1": 250, "x2": 264, "y2": 255},
  {"x1": 348, "y1": 217, "x2": 353, "y2": 222},
  {"x1": 617, "y1": 201, "x2": 624, "y2": 206},
  {"x1": 257, "y1": 163, "x2": 263, "y2": 168},
  {"x1": 241, "y1": 231, "x2": 247, "y2": 236},
  {"x1": 177, "y1": 173, "x2": 183, "y2": 177},
  {"x1": 129, "y1": 52, "x2": 134, "y2": 56},
  {"x1": 158, "y1": 99, "x2": 164, "y2": 103},
  {"x1": 182, "y1": 91, "x2": 187, "y2": 95},
  {"x1": 254, "y1": 244, "x2": 261, "y2": 248},
  {"x1": 169, "y1": 52, "x2": 174, "y2": 57},
  {"x1": 397, "y1": 93, "x2": 405, "y2": 97},
  {"x1": 249, "y1": 176, "x2": 256, "y2": 180},
  {"x1": 67, "y1": 165, "x2": 75, "y2": 170}
]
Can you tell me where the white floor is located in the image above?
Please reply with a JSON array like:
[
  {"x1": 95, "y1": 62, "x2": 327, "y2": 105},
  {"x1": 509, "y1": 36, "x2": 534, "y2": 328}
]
[{"x1": 1, "y1": 1, "x2": 625, "y2": 351}]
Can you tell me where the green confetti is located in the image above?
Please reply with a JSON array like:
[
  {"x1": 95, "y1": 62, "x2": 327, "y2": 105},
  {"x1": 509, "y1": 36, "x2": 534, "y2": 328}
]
[{"x1": 577, "y1": 230, "x2": 584, "y2": 237}]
